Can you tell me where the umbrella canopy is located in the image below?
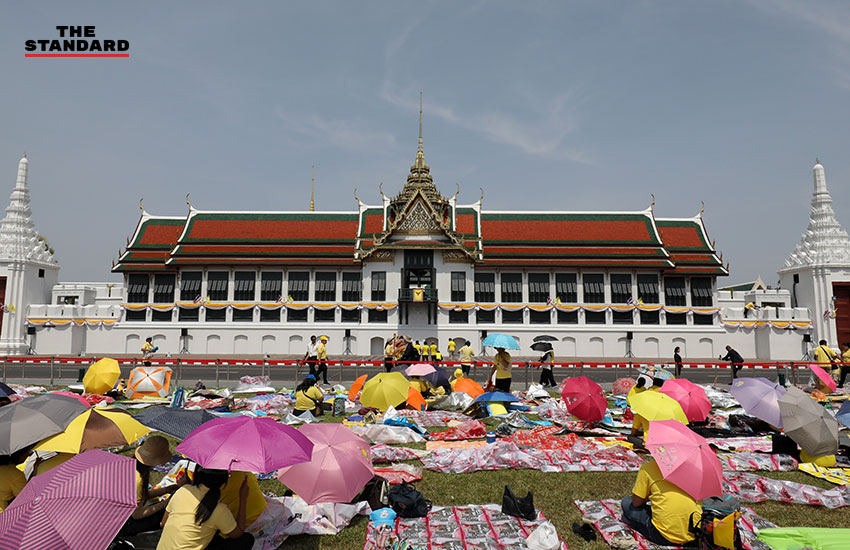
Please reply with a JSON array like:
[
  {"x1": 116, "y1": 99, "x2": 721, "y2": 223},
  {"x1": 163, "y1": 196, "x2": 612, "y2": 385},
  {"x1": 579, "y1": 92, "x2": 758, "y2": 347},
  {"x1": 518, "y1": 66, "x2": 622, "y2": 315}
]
[
  {"x1": 729, "y1": 377, "x2": 786, "y2": 428},
  {"x1": 628, "y1": 391, "x2": 688, "y2": 425},
  {"x1": 612, "y1": 377, "x2": 636, "y2": 395},
  {"x1": 530, "y1": 342, "x2": 554, "y2": 352},
  {"x1": 0, "y1": 394, "x2": 89, "y2": 455},
  {"x1": 473, "y1": 391, "x2": 519, "y2": 403},
  {"x1": 34, "y1": 408, "x2": 150, "y2": 454},
  {"x1": 533, "y1": 335, "x2": 558, "y2": 342},
  {"x1": 133, "y1": 406, "x2": 218, "y2": 440},
  {"x1": 482, "y1": 333, "x2": 520, "y2": 350},
  {"x1": 658, "y1": 379, "x2": 712, "y2": 422},
  {"x1": 453, "y1": 378, "x2": 485, "y2": 398},
  {"x1": 645, "y1": 420, "x2": 723, "y2": 500},
  {"x1": 0, "y1": 382, "x2": 16, "y2": 398},
  {"x1": 423, "y1": 366, "x2": 450, "y2": 388},
  {"x1": 561, "y1": 376, "x2": 607, "y2": 422},
  {"x1": 808, "y1": 364, "x2": 837, "y2": 393},
  {"x1": 360, "y1": 372, "x2": 409, "y2": 412},
  {"x1": 176, "y1": 416, "x2": 313, "y2": 473},
  {"x1": 778, "y1": 386, "x2": 839, "y2": 456},
  {"x1": 638, "y1": 366, "x2": 674, "y2": 381},
  {"x1": 277, "y1": 424, "x2": 373, "y2": 504},
  {"x1": 0, "y1": 450, "x2": 136, "y2": 550},
  {"x1": 348, "y1": 374, "x2": 368, "y2": 402},
  {"x1": 83, "y1": 358, "x2": 121, "y2": 394},
  {"x1": 126, "y1": 366, "x2": 173, "y2": 399},
  {"x1": 48, "y1": 391, "x2": 90, "y2": 407},
  {"x1": 406, "y1": 386, "x2": 427, "y2": 411},
  {"x1": 406, "y1": 363, "x2": 436, "y2": 377},
  {"x1": 837, "y1": 400, "x2": 850, "y2": 429}
]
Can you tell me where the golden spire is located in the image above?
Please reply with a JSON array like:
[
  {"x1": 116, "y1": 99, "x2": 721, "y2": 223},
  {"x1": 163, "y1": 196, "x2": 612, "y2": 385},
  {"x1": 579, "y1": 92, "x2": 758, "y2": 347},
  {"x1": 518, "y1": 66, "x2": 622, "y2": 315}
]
[
  {"x1": 417, "y1": 90, "x2": 423, "y2": 159},
  {"x1": 310, "y1": 165, "x2": 315, "y2": 212}
]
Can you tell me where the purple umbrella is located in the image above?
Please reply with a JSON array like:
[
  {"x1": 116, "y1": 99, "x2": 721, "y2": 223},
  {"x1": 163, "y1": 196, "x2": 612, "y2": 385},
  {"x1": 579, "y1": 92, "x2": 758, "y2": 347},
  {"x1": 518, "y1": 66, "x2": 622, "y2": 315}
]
[
  {"x1": 0, "y1": 450, "x2": 136, "y2": 550},
  {"x1": 175, "y1": 416, "x2": 313, "y2": 473},
  {"x1": 729, "y1": 377, "x2": 786, "y2": 428}
]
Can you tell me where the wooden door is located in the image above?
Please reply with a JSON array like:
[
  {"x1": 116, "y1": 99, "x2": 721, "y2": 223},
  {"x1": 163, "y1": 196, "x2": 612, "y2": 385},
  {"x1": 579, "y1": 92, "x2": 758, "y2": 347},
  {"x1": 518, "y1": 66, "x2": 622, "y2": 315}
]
[{"x1": 833, "y1": 282, "x2": 850, "y2": 345}]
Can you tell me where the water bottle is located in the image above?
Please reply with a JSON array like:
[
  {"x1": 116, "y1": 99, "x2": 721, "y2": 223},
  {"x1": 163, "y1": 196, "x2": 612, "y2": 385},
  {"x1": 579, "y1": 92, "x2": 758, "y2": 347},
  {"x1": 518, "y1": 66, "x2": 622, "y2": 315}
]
[{"x1": 487, "y1": 431, "x2": 496, "y2": 443}]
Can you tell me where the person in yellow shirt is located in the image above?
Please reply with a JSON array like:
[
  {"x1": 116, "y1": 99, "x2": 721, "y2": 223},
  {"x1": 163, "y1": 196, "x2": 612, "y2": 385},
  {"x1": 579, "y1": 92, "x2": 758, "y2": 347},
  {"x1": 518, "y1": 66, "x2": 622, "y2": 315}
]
[
  {"x1": 799, "y1": 450, "x2": 836, "y2": 467},
  {"x1": 839, "y1": 342, "x2": 850, "y2": 388},
  {"x1": 450, "y1": 368, "x2": 464, "y2": 391},
  {"x1": 384, "y1": 339, "x2": 395, "y2": 373},
  {"x1": 141, "y1": 337, "x2": 157, "y2": 366},
  {"x1": 0, "y1": 449, "x2": 27, "y2": 512},
  {"x1": 487, "y1": 347, "x2": 512, "y2": 393},
  {"x1": 813, "y1": 339, "x2": 838, "y2": 374},
  {"x1": 293, "y1": 375, "x2": 324, "y2": 416},
  {"x1": 447, "y1": 339, "x2": 457, "y2": 361},
  {"x1": 409, "y1": 376, "x2": 431, "y2": 396},
  {"x1": 158, "y1": 468, "x2": 254, "y2": 550},
  {"x1": 429, "y1": 344, "x2": 438, "y2": 362},
  {"x1": 315, "y1": 336, "x2": 329, "y2": 385},
  {"x1": 620, "y1": 460, "x2": 701, "y2": 546},
  {"x1": 219, "y1": 471, "x2": 266, "y2": 527},
  {"x1": 628, "y1": 378, "x2": 662, "y2": 443},
  {"x1": 459, "y1": 341, "x2": 474, "y2": 376}
]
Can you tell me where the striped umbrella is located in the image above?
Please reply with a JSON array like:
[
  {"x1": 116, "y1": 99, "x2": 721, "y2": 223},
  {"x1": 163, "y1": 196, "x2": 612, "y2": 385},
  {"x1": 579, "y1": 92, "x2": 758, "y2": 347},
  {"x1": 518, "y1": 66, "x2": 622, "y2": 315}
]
[
  {"x1": 126, "y1": 366, "x2": 173, "y2": 398},
  {"x1": 0, "y1": 450, "x2": 136, "y2": 550}
]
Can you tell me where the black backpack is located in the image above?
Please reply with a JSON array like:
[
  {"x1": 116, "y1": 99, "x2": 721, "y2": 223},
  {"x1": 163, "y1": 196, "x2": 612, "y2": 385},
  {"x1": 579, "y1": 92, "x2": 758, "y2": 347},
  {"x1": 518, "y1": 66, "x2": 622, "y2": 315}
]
[
  {"x1": 387, "y1": 481, "x2": 431, "y2": 518},
  {"x1": 353, "y1": 475, "x2": 389, "y2": 511}
]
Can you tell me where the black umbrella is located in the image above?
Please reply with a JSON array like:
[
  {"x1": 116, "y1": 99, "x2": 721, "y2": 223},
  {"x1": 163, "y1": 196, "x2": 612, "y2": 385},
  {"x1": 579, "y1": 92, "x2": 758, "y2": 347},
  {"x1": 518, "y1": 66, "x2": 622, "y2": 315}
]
[
  {"x1": 423, "y1": 366, "x2": 451, "y2": 388},
  {"x1": 530, "y1": 342, "x2": 554, "y2": 352},
  {"x1": 134, "y1": 407, "x2": 218, "y2": 440},
  {"x1": 0, "y1": 394, "x2": 89, "y2": 455},
  {"x1": 0, "y1": 382, "x2": 16, "y2": 398},
  {"x1": 533, "y1": 335, "x2": 558, "y2": 343}
]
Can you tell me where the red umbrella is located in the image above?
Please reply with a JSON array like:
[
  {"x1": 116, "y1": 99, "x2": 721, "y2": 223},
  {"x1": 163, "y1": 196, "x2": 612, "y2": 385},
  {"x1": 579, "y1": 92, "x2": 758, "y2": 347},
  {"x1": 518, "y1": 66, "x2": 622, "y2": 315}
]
[
  {"x1": 658, "y1": 379, "x2": 712, "y2": 422},
  {"x1": 561, "y1": 376, "x2": 607, "y2": 422},
  {"x1": 645, "y1": 420, "x2": 723, "y2": 500},
  {"x1": 0, "y1": 450, "x2": 136, "y2": 550}
]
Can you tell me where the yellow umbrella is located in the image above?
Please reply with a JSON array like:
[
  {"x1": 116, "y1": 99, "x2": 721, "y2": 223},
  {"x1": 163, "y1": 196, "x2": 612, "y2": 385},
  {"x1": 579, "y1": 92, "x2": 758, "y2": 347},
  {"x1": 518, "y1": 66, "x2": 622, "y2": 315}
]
[
  {"x1": 629, "y1": 391, "x2": 689, "y2": 425},
  {"x1": 34, "y1": 408, "x2": 150, "y2": 454},
  {"x1": 83, "y1": 358, "x2": 121, "y2": 394},
  {"x1": 360, "y1": 372, "x2": 409, "y2": 411}
]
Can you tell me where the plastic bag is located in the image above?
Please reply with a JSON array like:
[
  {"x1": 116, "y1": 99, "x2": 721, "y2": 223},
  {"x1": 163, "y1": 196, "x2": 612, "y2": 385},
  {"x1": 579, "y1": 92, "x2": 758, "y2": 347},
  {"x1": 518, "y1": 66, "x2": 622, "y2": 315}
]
[
  {"x1": 525, "y1": 384, "x2": 550, "y2": 400},
  {"x1": 526, "y1": 521, "x2": 560, "y2": 550}
]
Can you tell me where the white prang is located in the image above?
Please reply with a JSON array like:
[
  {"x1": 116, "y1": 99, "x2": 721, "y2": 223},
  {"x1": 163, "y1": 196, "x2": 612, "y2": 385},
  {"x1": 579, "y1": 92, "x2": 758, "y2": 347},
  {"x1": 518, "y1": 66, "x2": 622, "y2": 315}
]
[
  {"x1": 0, "y1": 156, "x2": 57, "y2": 265},
  {"x1": 783, "y1": 160, "x2": 850, "y2": 269}
]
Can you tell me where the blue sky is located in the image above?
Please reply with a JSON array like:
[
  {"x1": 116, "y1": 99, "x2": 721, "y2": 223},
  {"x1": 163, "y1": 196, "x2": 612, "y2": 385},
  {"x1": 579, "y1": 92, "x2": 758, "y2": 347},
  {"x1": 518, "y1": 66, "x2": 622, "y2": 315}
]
[{"x1": 2, "y1": 1, "x2": 849, "y2": 283}]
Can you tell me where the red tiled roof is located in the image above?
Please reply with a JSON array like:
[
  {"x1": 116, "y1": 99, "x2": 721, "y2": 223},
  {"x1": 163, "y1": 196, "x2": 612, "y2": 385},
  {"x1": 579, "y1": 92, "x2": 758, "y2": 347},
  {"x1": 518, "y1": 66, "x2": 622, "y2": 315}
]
[
  {"x1": 481, "y1": 213, "x2": 660, "y2": 245},
  {"x1": 183, "y1": 214, "x2": 358, "y2": 243}
]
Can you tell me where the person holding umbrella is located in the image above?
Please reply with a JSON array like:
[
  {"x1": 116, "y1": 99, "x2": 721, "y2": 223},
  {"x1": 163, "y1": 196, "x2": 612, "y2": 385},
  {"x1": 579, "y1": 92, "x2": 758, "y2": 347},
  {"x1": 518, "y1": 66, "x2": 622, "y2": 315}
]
[
  {"x1": 158, "y1": 467, "x2": 254, "y2": 550},
  {"x1": 532, "y1": 342, "x2": 556, "y2": 387},
  {"x1": 487, "y1": 347, "x2": 512, "y2": 393}
]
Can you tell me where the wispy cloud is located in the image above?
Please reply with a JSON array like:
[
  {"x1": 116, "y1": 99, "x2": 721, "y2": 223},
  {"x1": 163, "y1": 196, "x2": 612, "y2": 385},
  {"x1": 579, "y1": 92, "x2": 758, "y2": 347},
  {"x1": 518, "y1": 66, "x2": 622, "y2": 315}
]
[{"x1": 274, "y1": 107, "x2": 397, "y2": 151}]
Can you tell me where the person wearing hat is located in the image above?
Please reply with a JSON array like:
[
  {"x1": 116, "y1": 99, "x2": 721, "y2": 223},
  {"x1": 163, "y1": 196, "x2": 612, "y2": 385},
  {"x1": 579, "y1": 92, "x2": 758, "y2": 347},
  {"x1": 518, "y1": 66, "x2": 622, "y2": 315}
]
[
  {"x1": 400, "y1": 335, "x2": 419, "y2": 365},
  {"x1": 315, "y1": 336, "x2": 329, "y2": 385},
  {"x1": 450, "y1": 368, "x2": 464, "y2": 391},
  {"x1": 369, "y1": 507, "x2": 398, "y2": 548},
  {"x1": 120, "y1": 435, "x2": 187, "y2": 536},
  {"x1": 293, "y1": 375, "x2": 324, "y2": 416}
]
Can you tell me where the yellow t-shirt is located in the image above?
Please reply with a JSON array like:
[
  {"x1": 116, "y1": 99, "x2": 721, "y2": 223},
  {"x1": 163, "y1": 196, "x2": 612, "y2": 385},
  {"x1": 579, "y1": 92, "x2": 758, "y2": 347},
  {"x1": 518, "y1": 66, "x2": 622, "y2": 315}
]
[
  {"x1": 814, "y1": 345, "x2": 838, "y2": 366},
  {"x1": 493, "y1": 351, "x2": 512, "y2": 379},
  {"x1": 316, "y1": 342, "x2": 327, "y2": 360},
  {"x1": 294, "y1": 386, "x2": 323, "y2": 411},
  {"x1": 0, "y1": 464, "x2": 26, "y2": 512},
  {"x1": 632, "y1": 461, "x2": 701, "y2": 544},
  {"x1": 136, "y1": 470, "x2": 146, "y2": 504},
  {"x1": 385, "y1": 344, "x2": 394, "y2": 357},
  {"x1": 409, "y1": 379, "x2": 428, "y2": 394},
  {"x1": 799, "y1": 451, "x2": 837, "y2": 467},
  {"x1": 33, "y1": 452, "x2": 74, "y2": 476},
  {"x1": 158, "y1": 484, "x2": 237, "y2": 550},
  {"x1": 434, "y1": 351, "x2": 442, "y2": 361},
  {"x1": 430, "y1": 344, "x2": 438, "y2": 355},
  {"x1": 459, "y1": 345, "x2": 474, "y2": 362},
  {"x1": 413, "y1": 344, "x2": 421, "y2": 354},
  {"x1": 219, "y1": 472, "x2": 266, "y2": 527},
  {"x1": 448, "y1": 341, "x2": 456, "y2": 352},
  {"x1": 842, "y1": 349, "x2": 850, "y2": 364}
]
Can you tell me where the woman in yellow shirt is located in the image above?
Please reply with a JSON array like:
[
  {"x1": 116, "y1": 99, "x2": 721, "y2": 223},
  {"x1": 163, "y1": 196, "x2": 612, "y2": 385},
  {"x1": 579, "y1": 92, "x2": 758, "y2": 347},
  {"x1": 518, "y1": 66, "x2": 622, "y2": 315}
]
[
  {"x1": 487, "y1": 347, "x2": 512, "y2": 393},
  {"x1": 293, "y1": 375, "x2": 324, "y2": 416},
  {"x1": 839, "y1": 342, "x2": 850, "y2": 388},
  {"x1": 158, "y1": 468, "x2": 253, "y2": 550},
  {"x1": 0, "y1": 449, "x2": 27, "y2": 512}
]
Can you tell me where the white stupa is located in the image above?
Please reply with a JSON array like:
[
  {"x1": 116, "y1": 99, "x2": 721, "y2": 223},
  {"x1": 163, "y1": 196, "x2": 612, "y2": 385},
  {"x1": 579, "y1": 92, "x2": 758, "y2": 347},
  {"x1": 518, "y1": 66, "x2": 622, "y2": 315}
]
[
  {"x1": 0, "y1": 155, "x2": 59, "y2": 354},
  {"x1": 779, "y1": 159, "x2": 850, "y2": 345}
]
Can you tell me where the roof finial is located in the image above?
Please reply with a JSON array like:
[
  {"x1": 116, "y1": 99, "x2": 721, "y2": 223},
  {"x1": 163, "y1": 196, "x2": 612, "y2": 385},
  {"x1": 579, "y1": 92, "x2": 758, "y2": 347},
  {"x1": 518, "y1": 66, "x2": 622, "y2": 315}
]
[
  {"x1": 650, "y1": 193, "x2": 655, "y2": 211},
  {"x1": 418, "y1": 90, "x2": 423, "y2": 153},
  {"x1": 816, "y1": 157, "x2": 820, "y2": 165},
  {"x1": 354, "y1": 188, "x2": 360, "y2": 205},
  {"x1": 139, "y1": 197, "x2": 144, "y2": 212},
  {"x1": 379, "y1": 182, "x2": 385, "y2": 201},
  {"x1": 310, "y1": 165, "x2": 315, "y2": 212},
  {"x1": 452, "y1": 183, "x2": 460, "y2": 201},
  {"x1": 699, "y1": 200, "x2": 705, "y2": 216},
  {"x1": 22, "y1": 152, "x2": 26, "y2": 159},
  {"x1": 185, "y1": 193, "x2": 192, "y2": 208},
  {"x1": 479, "y1": 187, "x2": 485, "y2": 203}
]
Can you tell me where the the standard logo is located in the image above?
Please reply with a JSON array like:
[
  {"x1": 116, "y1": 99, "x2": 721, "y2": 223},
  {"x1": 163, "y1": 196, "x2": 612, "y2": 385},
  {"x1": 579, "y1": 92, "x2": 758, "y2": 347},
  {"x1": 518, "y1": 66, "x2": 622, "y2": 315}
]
[{"x1": 25, "y1": 26, "x2": 129, "y2": 57}]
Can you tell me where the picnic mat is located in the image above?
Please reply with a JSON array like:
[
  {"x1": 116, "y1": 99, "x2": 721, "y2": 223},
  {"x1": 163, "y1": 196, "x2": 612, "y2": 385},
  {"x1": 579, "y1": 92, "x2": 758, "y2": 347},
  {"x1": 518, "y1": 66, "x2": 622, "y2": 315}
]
[
  {"x1": 429, "y1": 419, "x2": 487, "y2": 441},
  {"x1": 723, "y1": 472, "x2": 850, "y2": 508},
  {"x1": 719, "y1": 452, "x2": 798, "y2": 472},
  {"x1": 706, "y1": 436, "x2": 772, "y2": 452},
  {"x1": 426, "y1": 440, "x2": 488, "y2": 451},
  {"x1": 249, "y1": 495, "x2": 370, "y2": 550},
  {"x1": 575, "y1": 499, "x2": 776, "y2": 550},
  {"x1": 396, "y1": 409, "x2": 470, "y2": 427},
  {"x1": 362, "y1": 504, "x2": 567, "y2": 550},
  {"x1": 371, "y1": 444, "x2": 431, "y2": 463},
  {"x1": 374, "y1": 463, "x2": 423, "y2": 485},
  {"x1": 798, "y1": 462, "x2": 850, "y2": 485}
]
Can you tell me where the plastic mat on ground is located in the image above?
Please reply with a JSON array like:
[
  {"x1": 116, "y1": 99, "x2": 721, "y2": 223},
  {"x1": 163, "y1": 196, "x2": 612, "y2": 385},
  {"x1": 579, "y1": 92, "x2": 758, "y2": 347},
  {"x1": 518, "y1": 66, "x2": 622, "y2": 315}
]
[
  {"x1": 719, "y1": 452, "x2": 797, "y2": 472},
  {"x1": 350, "y1": 424, "x2": 427, "y2": 445},
  {"x1": 370, "y1": 444, "x2": 431, "y2": 463},
  {"x1": 706, "y1": 436, "x2": 772, "y2": 453},
  {"x1": 249, "y1": 495, "x2": 370, "y2": 550},
  {"x1": 362, "y1": 503, "x2": 567, "y2": 550},
  {"x1": 429, "y1": 419, "x2": 488, "y2": 441},
  {"x1": 374, "y1": 463, "x2": 423, "y2": 485},
  {"x1": 426, "y1": 440, "x2": 488, "y2": 451},
  {"x1": 503, "y1": 426, "x2": 579, "y2": 450},
  {"x1": 797, "y1": 462, "x2": 850, "y2": 485},
  {"x1": 575, "y1": 499, "x2": 776, "y2": 550},
  {"x1": 396, "y1": 409, "x2": 471, "y2": 427},
  {"x1": 724, "y1": 472, "x2": 850, "y2": 508}
]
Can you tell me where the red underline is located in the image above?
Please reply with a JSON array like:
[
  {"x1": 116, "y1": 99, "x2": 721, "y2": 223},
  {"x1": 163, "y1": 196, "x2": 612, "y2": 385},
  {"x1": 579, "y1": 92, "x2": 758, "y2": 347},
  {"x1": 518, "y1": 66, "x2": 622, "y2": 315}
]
[{"x1": 25, "y1": 53, "x2": 129, "y2": 58}]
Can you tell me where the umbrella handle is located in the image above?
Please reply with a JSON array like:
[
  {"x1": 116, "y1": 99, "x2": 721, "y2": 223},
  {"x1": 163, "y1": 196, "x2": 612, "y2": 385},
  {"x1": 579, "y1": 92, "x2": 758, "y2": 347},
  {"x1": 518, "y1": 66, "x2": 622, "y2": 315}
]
[{"x1": 228, "y1": 458, "x2": 238, "y2": 475}]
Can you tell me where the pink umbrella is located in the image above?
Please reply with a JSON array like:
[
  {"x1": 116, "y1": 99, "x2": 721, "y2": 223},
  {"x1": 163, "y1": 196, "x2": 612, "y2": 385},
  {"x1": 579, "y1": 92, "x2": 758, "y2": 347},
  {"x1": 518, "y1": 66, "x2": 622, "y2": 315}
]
[
  {"x1": 658, "y1": 379, "x2": 712, "y2": 422},
  {"x1": 561, "y1": 376, "x2": 607, "y2": 422},
  {"x1": 405, "y1": 363, "x2": 436, "y2": 377},
  {"x1": 175, "y1": 416, "x2": 313, "y2": 473},
  {"x1": 808, "y1": 364, "x2": 837, "y2": 393},
  {"x1": 277, "y1": 423, "x2": 373, "y2": 504},
  {"x1": 49, "y1": 391, "x2": 90, "y2": 407},
  {"x1": 0, "y1": 450, "x2": 136, "y2": 550},
  {"x1": 645, "y1": 420, "x2": 723, "y2": 501}
]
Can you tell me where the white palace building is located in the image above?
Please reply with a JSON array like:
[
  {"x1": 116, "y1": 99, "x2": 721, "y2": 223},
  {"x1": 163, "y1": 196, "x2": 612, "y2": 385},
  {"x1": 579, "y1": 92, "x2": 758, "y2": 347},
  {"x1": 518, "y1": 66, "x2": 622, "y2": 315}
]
[{"x1": 4, "y1": 121, "x2": 850, "y2": 359}]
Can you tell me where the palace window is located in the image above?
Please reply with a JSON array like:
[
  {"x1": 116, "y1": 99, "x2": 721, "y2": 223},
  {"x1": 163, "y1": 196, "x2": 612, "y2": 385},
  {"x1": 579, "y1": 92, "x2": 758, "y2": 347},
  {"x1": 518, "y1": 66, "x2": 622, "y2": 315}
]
[
  {"x1": 288, "y1": 272, "x2": 309, "y2": 302},
  {"x1": 585, "y1": 311, "x2": 606, "y2": 324},
  {"x1": 528, "y1": 273, "x2": 550, "y2": 303},
  {"x1": 152, "y1": 309, "x2": 172, "y2": 322},
  {"x1": 368, "y1": 309, "x2": 388, "y2": 323},
  {"x1": 451, "y1": 272, "x2": 466, "y2": 302},
  {"x1": 206, "y1": 308, "x2": 226, "y2": 322},
  {"x1": 640, "y1": 310, "x2": 659, "y2": 325},
  {"x1": 314, "y1": 273, "x2": 337, "y2": 302},
  {"x1": 694, "y1": 313, "x2": 714, "y2": 325},
  {"x1": 341, "y1": 308, "x2": 361, "y2": 323},
  {"x1": 690, "y1": 277, "x2": 713, "y2": 307},
  {"x1": 232, "y1": 308, "x2": 254, "y2": 322},
  {"x1": 477, "y1": 309, "x2": 495, "y2": 323},
  {"x1": 153, "y1": 274, "x2": 175, "y2": 304},
  {"x1": 474, "y1": 273, "x2": 495, "y2": 302},
  {"x1": 287, "y1": 308, "x2": 308, "y2": 322},
  {"x1": 583, "y1": 274, "x2": 605, "y2": 303},
  {"x1": 260, "y1": 272, "x2": 283, "y2": 302},
  {"x1": 180, "y1": 272, "x2": 202, "y2": 301},
  {"x1": 233, "y1": 272, "x2": 256, "y2": 301},
  {"x1": 501, "y1": 273, "x2": 522, "y2": 303},
  {"x1": 664, "y1": 277, "x2": 687, "y2": 307},
  {"x1": 555, "y1": 273, "x2": 578, "y2": 302},
  {"x1": 260, "y1": 308, "x2": 280, "y2": 322},
  {"x1": 371, "y1": 272, "x2": 386, "y2": 301},
  {"x1": 666, "y1": 312, "x2": 687, "y2": 325},
  {"x1": 127, "y1": 274, "x2": 149, "y2": 303},
  {"x1": 314, "y1": 308, "x2": 335, "y2": 322},
  {"x1": 207, "y1": 272, "x2": 229, "y2": 301},
  {"x1": 637, "y1": 274, "x2": 659, "y2": 304},
  {"x1": 342, "y1": 273, "x2": 362, "y2": 302},
  {"x1": 557, "y1": 310, "x2": 578, "y2": 324},
  {"x1": 449, "y1": 309, "x2": 468, "y2": 324},
  {"x1": 530, "y1": 310, "x2": 551, "y2": 324},
  {"x1": 610, "y1": 274, "x2": 632, "y2": 304},
  {"x1": 502, "y1": 309, "x2": 523, "y2": 323}
]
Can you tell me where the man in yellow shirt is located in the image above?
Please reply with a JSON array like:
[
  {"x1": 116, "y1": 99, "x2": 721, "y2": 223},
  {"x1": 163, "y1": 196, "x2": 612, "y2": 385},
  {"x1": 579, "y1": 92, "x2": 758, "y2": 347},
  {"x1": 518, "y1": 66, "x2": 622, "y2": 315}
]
[
  {"x1": 315, "y1": 336, "x2": 329, "y2": 385},
  {"x1": 0, "y1": 449, "x2": 27, "y2": 512},
  {"x1": 384, "y1": 339, "x2": 395, "y2": 373},
  {"x1": 814, "y1": 339, "x2": 838, "y2": 372},
  {"x1": 459, "y1": 341, "x2": 474, "y2": 376},
  {"x1": 621, "y1": 460, "x2": 701, "y2": 546},
  {"x1": 448, "y1": 339, "x2": 457, "y2": 361},
  {"x1": 487, "y1": 347, "x2": 512, "y2": 393},
  {"x1": 839, "y1": 342, "x2": 850, "y2": 388}
]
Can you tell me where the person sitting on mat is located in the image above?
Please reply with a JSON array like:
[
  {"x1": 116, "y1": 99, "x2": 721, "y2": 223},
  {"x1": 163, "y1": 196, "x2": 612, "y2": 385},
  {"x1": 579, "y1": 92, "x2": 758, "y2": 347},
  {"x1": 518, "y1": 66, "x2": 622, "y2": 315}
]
[{"x1": 293, "y1": 375, "x2": 324, "y2": 416}]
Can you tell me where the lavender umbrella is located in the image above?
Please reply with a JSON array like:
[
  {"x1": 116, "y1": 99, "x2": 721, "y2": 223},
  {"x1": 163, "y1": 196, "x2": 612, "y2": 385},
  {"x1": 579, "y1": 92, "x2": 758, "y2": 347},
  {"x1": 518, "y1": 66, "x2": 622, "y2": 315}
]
[
  {"x1": 729, "y1": 377, "x2": 786, "y2": 428},
  {"x1": 175, "y1": 416, "x2": 313, "y2": 473},
  {"x1": 0, "y1": 450, "x2": 136, "y2": 550}
]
